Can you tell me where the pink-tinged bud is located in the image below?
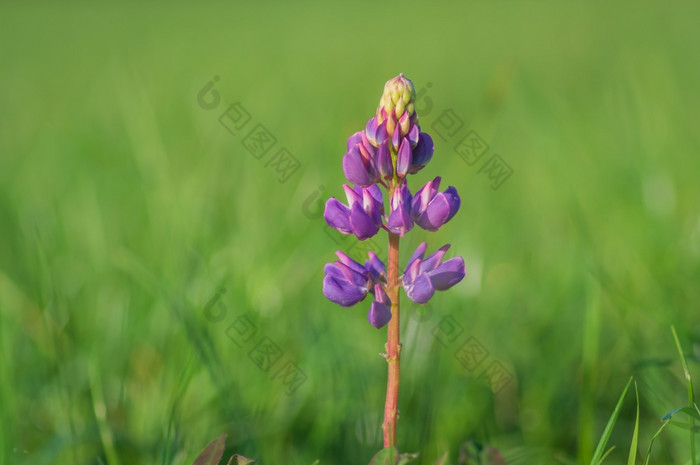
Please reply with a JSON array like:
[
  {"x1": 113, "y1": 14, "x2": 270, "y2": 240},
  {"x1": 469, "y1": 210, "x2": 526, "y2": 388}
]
[
  {"x1": 406, "y1": 102, "x2": 415, "y2": 116},
  {"x1": 398, "y1": 111, "x2": 410, "y2": 137},
  {"x1": 385, "y1": 108, "x2": 397, "y2": 139},
  {"x1": 377, "y1": 107, "x2": 388, "y2": 125}
]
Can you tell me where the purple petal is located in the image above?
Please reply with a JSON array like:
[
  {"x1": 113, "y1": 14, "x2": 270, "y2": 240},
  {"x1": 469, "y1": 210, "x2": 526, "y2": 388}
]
[
  {"x1": 387, "y1": 207, "x2": 412, "y2": 236},
  {"x1": 357, "y1": 141, "x2": 372, "y2": 162},
  {"x1": 376, "y1": 142, "x2": 393, "y2": 179},
  {"x1": 443, "y1": 186, "x2": 461, "y2": 222},
  {"x1": 362, "y1": 189, "x2": 382, "y2": 226},
  {"x1": 349, "y1": 203, "x2": 380, "y2": 240},
  {"x1": 368, "y1": 300, "x2": 392, "y2": 329},
  {"x1": 376, "y1": 122, "x2": 389, "y2": 146},
  {"x1": 323, "y1": 263, "x2": 344, "y2": 279},
  {"x1": 387, "y1": 186, "x2": 413, "y2": 237},
  {"x1": 403, "y1": 255, "x2": 422, "y2": 285},
  {"x1": 421, "y1": 244, "x2": 451, "y2": 272},
  {"x1": 427, "y1": 257, "x2": 465, "y2": 290},
  {"x1": 407, "y1": 124, "x2": 420, "y2": 147},
  {"x1": 409, "y1": 133, "x2": 434, "y2": 174},
  {"x1": 393, "y1": 183, "x2": 412, "y2": 207},
  {"x1": 406, "y1": 242, "x2": 427, "y2": 270},
  {"x1": 336, "y1": 251, "x2": 367, "y2": 276},
  {"x1": 323, "y1": 198, "x2": 351, "y2": 234},
  {"x1": 342, "y1": 148, "x2": 371, "y2": 186},
  {"x1": 411, "y1": 178, "x2": 435, "y2": 213},
  {"x1": 365, "y1": 117, "x2": 379, "y2": 142},
  {"x1": 342, "y1": 184, "x2": 362, "y2": 207},
  {"x1": 374, "y1": 283, "x2": 390, "y2": 305},
  {"x1": 347, "y1": 131, "x2": 363, "y2": 151},
  {"x1": 415, "y1": 193, "x2": 452, "y2": 232},
  {"x1": 396, "y1": 138, "x2": 411, "y2": 177},
  {"x1": 391, "y1": 122, "x2": 400, "y2": 150},
  {"x1": 365, "y1": 251, "x2": 386, "y2": 280},
  {"x1": 403, "y1": 272, "x2": 435, "y2": 304},
  {"x1": 365, "y1": 117, "x2": 388, "y2": 146},
  {"x1": 323, "y1": 274, "x2": 368, "y2": 307},
  {"x1": 366, "y1": 184, "x2": 384, "y2": 209},
  {"x1": 333, "y1": 260, "x2": 369, "y2": 287}
]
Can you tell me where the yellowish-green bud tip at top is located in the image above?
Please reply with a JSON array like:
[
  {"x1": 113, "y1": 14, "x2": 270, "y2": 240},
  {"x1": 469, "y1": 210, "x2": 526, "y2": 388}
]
[{"x1": 377, "y1": 73, "x2": 417, "y2": 123}]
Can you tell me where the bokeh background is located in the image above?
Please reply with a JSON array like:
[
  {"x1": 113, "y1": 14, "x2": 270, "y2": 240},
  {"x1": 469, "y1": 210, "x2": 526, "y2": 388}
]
[{"x1": 1, "y1": 1, "x2": 699, "y2": 464}]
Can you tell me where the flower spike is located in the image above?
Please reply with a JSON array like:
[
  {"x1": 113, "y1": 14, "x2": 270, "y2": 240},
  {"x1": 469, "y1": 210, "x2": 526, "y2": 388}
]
[{"x1": 323, "y1": 74, "x2": 467, "y2": 451}]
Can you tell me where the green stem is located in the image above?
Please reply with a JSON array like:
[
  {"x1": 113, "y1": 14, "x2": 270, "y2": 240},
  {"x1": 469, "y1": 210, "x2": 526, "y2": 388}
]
[{"x1": 382, "y1": 229, "x2": 401, "y2": 448}]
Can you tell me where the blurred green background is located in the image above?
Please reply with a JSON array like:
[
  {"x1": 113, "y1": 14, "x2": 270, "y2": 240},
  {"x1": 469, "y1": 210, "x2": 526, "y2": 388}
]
[{"x1": 1, "y1": 1, "x2": 699, "y2": 464}]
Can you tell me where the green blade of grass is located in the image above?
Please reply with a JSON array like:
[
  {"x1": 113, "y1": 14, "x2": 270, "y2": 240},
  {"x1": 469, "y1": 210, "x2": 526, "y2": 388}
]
[
  {"x1": 671, "y1": 326, "x2": 695, "y2": 407},
  {"x1": 643, "y1": 419, "x2": 670, "y2": 465},
  {"x1": 600, "y1": 446, "x2": 616, "y2": 464},
  {"x1": 590, "y1": 377, "x2": 633, "y2": 465},
  {"x1": 628, "y1": 381, "x2": 640, "y2": 465}
]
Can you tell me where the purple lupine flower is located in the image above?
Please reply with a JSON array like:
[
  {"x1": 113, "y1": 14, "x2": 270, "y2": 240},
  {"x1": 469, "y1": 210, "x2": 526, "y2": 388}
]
[
  {"x1": 411, "y1": 176, "x2": 460, "y2": 232},
  {"x1": 324, "y1": 75, "x2": 468, "y2": 450},
  {"x1": 368, "y1": 284, "x2": 392, "y2": 329},
  {"x1": 402, "y1": 242, "x2": 465, "y2": 304},
  {"x1": 386, "y1": 183, "x2": 413, "y2": 237},
  {"x1": 323, "y1": 251, "x2": 372, "y2": 306},
  {"x1": 323, "y1": 251, "x2": 392, "y2": 328},
  {"x1": 342, "y1": 131, "x2": 380, "y2": 186},
  {"x1": 324, "y1": 184, "x2": 384, "y2": 240}
]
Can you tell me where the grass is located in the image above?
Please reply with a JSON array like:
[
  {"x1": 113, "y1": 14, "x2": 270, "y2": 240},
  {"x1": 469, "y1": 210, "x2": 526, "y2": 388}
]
[{"x1": 0, "y1": 1, "x2": 699, "y2": 464}]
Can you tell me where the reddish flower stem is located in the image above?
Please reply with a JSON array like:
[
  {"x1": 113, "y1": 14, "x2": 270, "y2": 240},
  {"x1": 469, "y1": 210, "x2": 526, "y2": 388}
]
[{"x1": 383, "y1": 229, "x2": 401, "y2": 448}]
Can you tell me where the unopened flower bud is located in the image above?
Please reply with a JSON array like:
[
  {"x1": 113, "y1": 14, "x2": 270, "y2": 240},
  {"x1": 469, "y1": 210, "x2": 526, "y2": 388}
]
[{"x1": 376, "y1": 74, "x2": 416, "y2": 124}]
